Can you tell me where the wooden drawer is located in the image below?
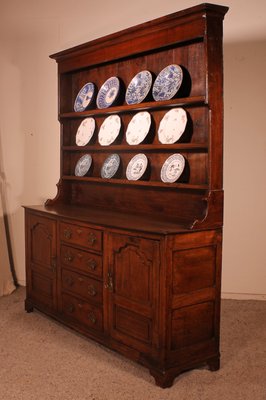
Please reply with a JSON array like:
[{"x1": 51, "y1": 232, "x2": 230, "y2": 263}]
[
  {"x1": 59, "y1": 222, "x2": 102, "y2": 252},
  {"x1": 62, "y1": 269, "x2": 103, "y2": 304},
  {"x1": 60, "y1": 244, "x2": 102, "y2": 278},
  {"x1": 62, "y1": 293, "x2": 103, "y2": 332}
]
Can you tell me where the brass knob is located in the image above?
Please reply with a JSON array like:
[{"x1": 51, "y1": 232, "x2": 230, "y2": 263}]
[
  {"x1": 104, "y1": 270, "x2": 113, "y2": 292},
  {"x1": 87, "y1": 312, "x2": 96, "y2": 324},
  {"x1": 64, "y1": 229, "x2": 72, "y2": 240},
  {"x1": 88, "y1": 233, "x2": 96, "y2": 246},
  {"x1": 88, "y1": 285, "x2": 97, "y2": 297},
  {"x1": 87, "y1": 258, "x2": 97, "y2": 270},
  {"x1": 64, "y1": 252, "x2": 74, "y2": 263}
]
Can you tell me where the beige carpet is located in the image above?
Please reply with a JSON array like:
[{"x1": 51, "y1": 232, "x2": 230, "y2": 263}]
[{"x1": 0, "y1": 287, "x2": 265, "y2": 400}]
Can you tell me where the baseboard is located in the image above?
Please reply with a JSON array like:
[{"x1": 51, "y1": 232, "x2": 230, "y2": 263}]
[{"x1": 222, "y1": 292, "x2": 266, "y2": 301}]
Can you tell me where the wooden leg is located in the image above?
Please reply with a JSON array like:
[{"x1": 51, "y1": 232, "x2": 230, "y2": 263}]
[
  {"x1": 207, "y1": 356, "x2": 220, "y2": 371},
  {"x1": 149, "y1": 368, "x2": 177, "y2": 388},
  {"x1": 24, "y1": 299, "x2": 34, "y2": 313}
]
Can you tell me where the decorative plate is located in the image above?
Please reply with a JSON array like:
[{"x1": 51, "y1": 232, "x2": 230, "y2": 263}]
[
  {"x1": 75, "y1": 117, "x2": 96, "y2": 146},
  {"x1": 125, "y1": 70, "x2": 153, "y2": 105},
  {"x1": 158, "y1": 108, "x2": 187, "y2": 144},
  {"x1": 74, "y1": 154, "x2": 92, "y2": 177},
  {"x1": 96, "y1": 77, "x2": 120, "y2": 109},
  {"x1": 160, "y1": 154, "x2": 185, "y2": 183},
  {"x1": 152, "y1": 64, "x2": 183, "y2": 101},
  {"x1": 126, "y1": 111, "x2": 151, "y2": 145},
  {"x1": 101, "y1": 154, "x2": 120, "y2": 179},
  {"x1": 98, "y1": 115, "x2": 121, "y2": 146},
  {"x1": 126, "y1": 153, "x2": 148, "y2": 181},
  {"x1": 74, "y1": 82, "x2": 95, "y2": 112}
]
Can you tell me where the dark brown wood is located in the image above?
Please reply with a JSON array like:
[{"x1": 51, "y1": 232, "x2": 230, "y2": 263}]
[{"x1": 24, "y1": 3, "x2": 228, "y2": 388}]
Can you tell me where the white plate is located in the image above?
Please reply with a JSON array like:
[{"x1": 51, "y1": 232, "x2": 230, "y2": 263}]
[
  {"x1": 98, "y1": 115, "x2": 121, "y2": 146},
  {"x1": 160, "y1": 154, "x2": 185, "y2": 183},
  {"x1": 74, "y1": 154, "x2": 92, "y2": 177},
  {"x1": 126, "y1": 154, "x2": 148, "y2": 181},
  {"x1": 74, "y1": 82, "x2": 95, "y2": 112},
  {"x1": 125, "y1": 70, "x2": 153, "y2": 105},
  {"x1": 158, "y1": 108, "x2": 187, "y2": 144},
  {"x1": 96, "y1": 77, "x2": 120, "y2": 109},
  {"x1": 75, "y1": 118, "x2": 96, "y2": 146},
  {"x1": 126, "y1": 111, "x2": 151, "y2": 145},
  {"x1": 152, "y1": 64, "x2": 183, "y2": 101},
  {"x1": 101, "y1": 154, "x2": 120, "y2": 179}
]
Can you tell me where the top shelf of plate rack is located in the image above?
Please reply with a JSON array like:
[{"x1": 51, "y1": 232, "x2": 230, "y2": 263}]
[{"x1": 59, "y1": 96, "x2": 207, "y2": 120}]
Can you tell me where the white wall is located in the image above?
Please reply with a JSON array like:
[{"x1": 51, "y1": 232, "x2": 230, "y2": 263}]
[{"x1": 0, "y1": 0, "x2": 265, "y2": 299}]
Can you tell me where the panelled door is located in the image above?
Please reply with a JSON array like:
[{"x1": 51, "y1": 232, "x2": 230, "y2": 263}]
[
  {"x1": 26, "y1": 213, "x2": 57, "y2": 311},
  {"x1": 106, "y1": 233, "x2": 160, "y2": 354}
]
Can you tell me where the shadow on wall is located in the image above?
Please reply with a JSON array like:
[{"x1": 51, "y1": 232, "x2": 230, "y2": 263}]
[{"x1": 0, "y1": 129, "x2": 17, "y2": 293}]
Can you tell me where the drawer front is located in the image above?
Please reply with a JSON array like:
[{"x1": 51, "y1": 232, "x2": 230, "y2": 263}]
[
  {"x1": 60, "y1": 222, "x2": 102, "y2": 252},
  {"x1": 62, "y1": 269, "x2": 102, "y2": 304},
  {"x1": 62, "y1": 293, "x2": 103, "y2": 332},
  {"x1": 61, "y1": 244, "x2": 102, "y2": 278}
]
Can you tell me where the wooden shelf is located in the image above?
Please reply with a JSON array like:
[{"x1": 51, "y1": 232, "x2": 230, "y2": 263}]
[
  {"x1": 62, "y1": 143, "x2": 208, "y2": 152},
  {"x1": 59, "y1": 96, "x2": 207, "y2": 119},
  {"x1": 62, "y1": 175, "x2": 208, "y2": 190}
]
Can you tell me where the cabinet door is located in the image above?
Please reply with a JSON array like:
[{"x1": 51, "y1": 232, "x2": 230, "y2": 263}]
[
  {"x1": 106, "y1": 233, "x2": 160, "y2": 353},
  {"x1": 26, "y1": 213, "x2": 57, "y2": 311}
]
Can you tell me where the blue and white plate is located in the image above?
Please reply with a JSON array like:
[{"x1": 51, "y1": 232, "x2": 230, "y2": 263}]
[
  {"x1": 160, "y1": 154, "x2": 185, "y2": 183},
  {"x1": 74, "y1": 83, "x2": 95, "y2": 112},
  {"x1": 101, "y1": 154, "x2": 120, "y2": 179},
  {"x1": 125, "y1": 70, "x2": 152, "y2": 105},
  {"x1": 126, "y1": 154, "x2": 148, "y2": 181},
  {"x1": 74, "y1": 154, "x2": 92, "y2": 177},
  {"x1": 152, "y1": 65, "x2": 183, "y2": 101},
  {"x1": 96, "y1": 77, "x2": 120, "y2": 109}
]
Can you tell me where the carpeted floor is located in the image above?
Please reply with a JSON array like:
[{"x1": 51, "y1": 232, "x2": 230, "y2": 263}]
[{"x1": 0, "y1": 287, "x2": 265, "y2": 400}]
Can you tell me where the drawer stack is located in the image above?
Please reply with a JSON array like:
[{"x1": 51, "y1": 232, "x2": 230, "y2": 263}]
[{"x1": 59, "y1": 221, "x2": 103, "y2": 333}]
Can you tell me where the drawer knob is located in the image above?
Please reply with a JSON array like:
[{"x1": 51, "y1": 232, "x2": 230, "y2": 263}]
[
  {"x1": 87, "y1": 312, "x2": 96, "y2": 324},
  {"x1": 64, "y1": 252, "x2": 74, "y2": 263},
  {"x1": 88, "y1": 285, "x2": 97, "y2": 297},
  {"x1": 64, "y1": 229, "x2": 72, "y2": 240},
  {"x1": 88, "y1": 233, "x2": 96, "y2": 246},
  {"x1": 87, "y1": 258, "x2": 97, "y2": 270},
  {"x1": 67, "y1": 304, "x2": 74, "y2": 313}
]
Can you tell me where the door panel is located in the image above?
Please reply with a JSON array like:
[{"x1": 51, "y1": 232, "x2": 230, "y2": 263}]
[
  {"x1": 106, "y1": 234, "x2": 160, "y2": 353},
  {"x1": 26, "y1": 213, "x2": 57, "y2": 311}
]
